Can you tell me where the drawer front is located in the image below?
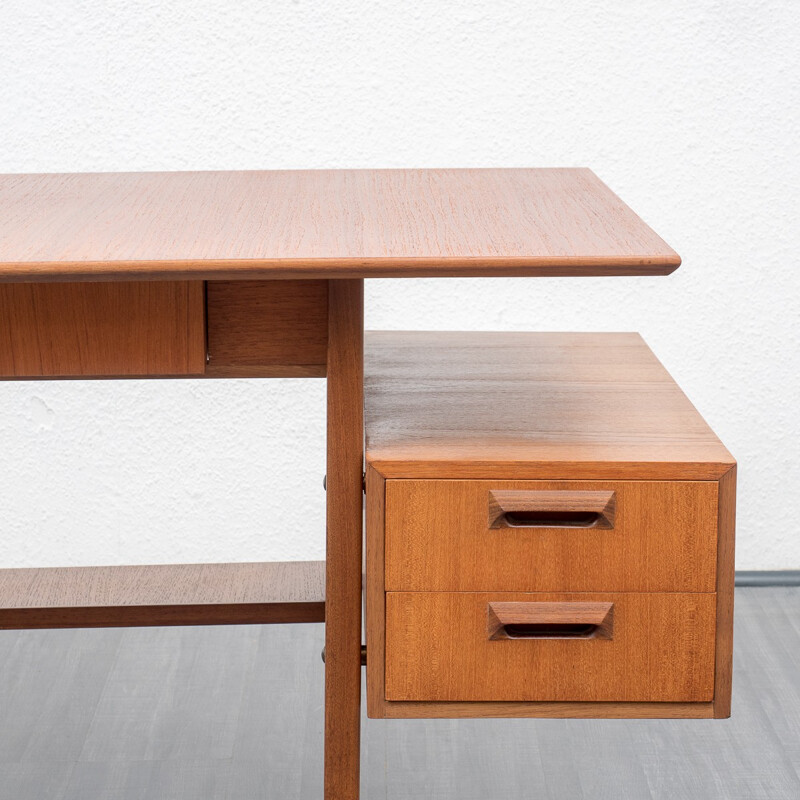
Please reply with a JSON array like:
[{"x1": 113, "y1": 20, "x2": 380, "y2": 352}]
[
  {"x1": 385, "y1": 480, "x2": 718, "y2": 592},
  {"x1": 385, "y1": 591, "x2": 716, "y2": 703},
  {"x1": 0, "y1": 281, "x2": 206, "y2": 377}
]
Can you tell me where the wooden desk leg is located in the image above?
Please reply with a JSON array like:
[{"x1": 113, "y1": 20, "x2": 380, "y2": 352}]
[{"x1": 325, "y1": 279, "x2": 364, "y2": 799}]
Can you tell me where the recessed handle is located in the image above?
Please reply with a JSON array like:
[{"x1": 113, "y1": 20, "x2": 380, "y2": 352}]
[
  {"x1": 488, "y1": 490, "x2": 616, "y2": 529},
  {"x1": 487, "y1": 601, "x2": 614, "y2": 640}
]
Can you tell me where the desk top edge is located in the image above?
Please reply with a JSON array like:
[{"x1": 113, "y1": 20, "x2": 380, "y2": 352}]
[
  {"x1": 0, "y1": 255, "x2": 681, "y2": 283},
  {"x1": 0, "y1": 168, "x2": 680, "y2": 280}
]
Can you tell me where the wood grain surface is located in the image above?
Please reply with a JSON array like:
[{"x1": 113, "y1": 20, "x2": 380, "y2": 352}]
[
  {"x1": 714, "y1": 465, "x2": 737, "y2": 717},
  {"x1": 487, "y1": 488, "x2": 617, "y2": 529},
  {"x1": 323, "y1": 280, "x2": 364, "y2": 800},
  {"x1": 365, "y1": 469, "x2": 717, "y2": 719},
  {"x1": 486, "y1": 600, "x2": 615, "y2": 640},
  {"x1": 363, "y1": 330, "x2": 735, "y2": 720},
  {"x1": 385, "y1": 591, "x2": 716, "y2": 703},
  {"x1": 205, "y1": 280, "x2": 328, "y2": 377},
  {"x1": 365, "y1": 332, "x2": 735, "y2": 480},
  {"x1": 0, "y1": 561, "x2": 325, "y2": 628},
  {"x1": 0, "y1": 169, "x2": 679, "y2": 281},
  {"x1": 377, "y1": 700, "x2": 716, "y2": 720},
  {"x1": 0, "y1": 281, "x2": 205, "y2": 377},
  {"x1": 365, "y1": 465, "x2": 387, "y2": 719},
  {"x1": 384, "y1": 479, "x2": 719, "y2": 593}
]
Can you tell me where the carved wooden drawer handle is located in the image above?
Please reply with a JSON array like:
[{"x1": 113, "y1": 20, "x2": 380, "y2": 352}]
[
  {"x1": 488, "y1": 490, "x2": 616, "y2": 529},
  {"x1": 487, "y1": 601, "x2": 615, "y2": 640}
]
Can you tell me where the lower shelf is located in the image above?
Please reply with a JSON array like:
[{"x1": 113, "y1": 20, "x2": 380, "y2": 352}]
[{"x1": 0, "y1": 560, "x2": 325, "y2": 629}]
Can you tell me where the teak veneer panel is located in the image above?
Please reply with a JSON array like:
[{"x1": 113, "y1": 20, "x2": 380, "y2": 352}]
[
  {"x1": 0, "y1": 169, "x2": 679, "y2": 281},
  {"x1": 205, "y1": 280, "x2": 328, "y2": 377},
  {"x1": 323, "y1": 280, "x2": 364, "y2": 799},
  {"x1": 378, "y1": 701, "x2": 716, "y2": 720},
  {"x1": 364, "y1": 332, "x2": 736, "y2": 720},
  {"x1": 385, "y1": 479, "x2": 718, "y2": 593},
  {"x1": 385, "y1": 591, "x2": 717, "y2": 703},
  {"x1": 366, "y1": 331, "x2": 735, "y2": 480},
  {"x1": 365, "y1": 465, "x2": 387, "y2": 718},
  {"x1": 0, "y1": 281, "x2": 205, "y2": 377},
  {"x1": 0, "y1": 561, "x2": 325, "y2": 628},
  {"x1": 714, "y1": 465, "x2": 737, "y2": 717}
]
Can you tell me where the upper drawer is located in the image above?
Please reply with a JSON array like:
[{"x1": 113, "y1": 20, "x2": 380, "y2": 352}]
[
  {"x1": 0, "y1": 282, "x2": 206, "y2": 377},
  {"x1": 385, "y1": 479, "x2": 718, "y2": 592}
]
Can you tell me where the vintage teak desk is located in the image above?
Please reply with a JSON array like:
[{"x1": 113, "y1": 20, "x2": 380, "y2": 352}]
[{"x1": 0, "y1": 169, "x2": 735, "y2": 798}]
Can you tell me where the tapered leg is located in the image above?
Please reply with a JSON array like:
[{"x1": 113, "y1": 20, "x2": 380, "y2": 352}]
[{"x1": 324, "y1": 279, "x2": 364, "y2": 799}]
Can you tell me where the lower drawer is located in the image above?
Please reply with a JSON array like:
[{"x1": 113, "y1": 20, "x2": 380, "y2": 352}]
[{"x1": 385, "y1": 591, "x2": 716, "y2": 703}]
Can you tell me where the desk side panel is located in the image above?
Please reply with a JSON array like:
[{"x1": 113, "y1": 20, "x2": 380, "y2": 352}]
[{"x1": 714, "y1": 465, "x2": 737, "y2": 717}]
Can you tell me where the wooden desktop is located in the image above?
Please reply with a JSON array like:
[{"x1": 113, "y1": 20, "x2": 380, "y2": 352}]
[{"x1": 0, "y1": 168, "x2": 734, "y2": 799}]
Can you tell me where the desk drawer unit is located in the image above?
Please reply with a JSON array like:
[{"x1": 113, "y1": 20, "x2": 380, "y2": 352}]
[
  {"x1": 368, "y1": 471, "x2": 732, "y2": 718},
  {"x1": 364, "y1": 332, "x2": 737, "y2": 720}
]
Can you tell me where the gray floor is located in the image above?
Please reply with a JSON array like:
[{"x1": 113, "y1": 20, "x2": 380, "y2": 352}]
[{"x1": 1, "y1": 587, "x2": 798, "y2": 799}]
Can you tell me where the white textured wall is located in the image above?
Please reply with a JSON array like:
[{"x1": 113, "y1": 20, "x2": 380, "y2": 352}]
[{"x1": 0, "y1": 1, "x2": 797, "y2": 570}]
